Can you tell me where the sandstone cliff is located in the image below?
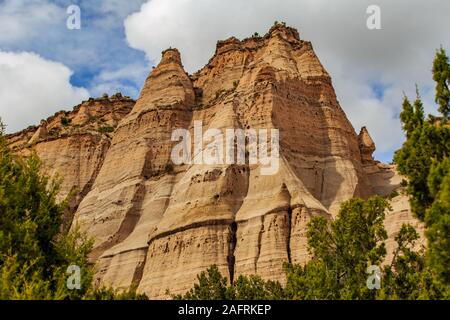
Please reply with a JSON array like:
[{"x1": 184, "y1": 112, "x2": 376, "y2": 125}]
[
  {"x1": 8, "y1": 23, "x2": 424, "y2": 298},
  {"x1": 7, "y1": 93, "x2": 135, "y2": 214}
]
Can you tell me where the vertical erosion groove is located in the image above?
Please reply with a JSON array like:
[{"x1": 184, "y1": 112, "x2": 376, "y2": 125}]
[
  {"x1": 131, "y1": 248, "x2": 148, "y2": 288},
  {"x1": 227, "y1": 222, "x2": 238, "y2": 284},
  {"x1": 255, "y1": 215, "x2": 265, "y2": 273},
  {"x1": 133, "y1": 184, "x2": 173, "y2": 289},
  {"x1": 286, "y1": 207, "x2": 293, "y2": 264}
]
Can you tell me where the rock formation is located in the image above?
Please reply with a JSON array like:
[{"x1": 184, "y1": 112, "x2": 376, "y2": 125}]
[
  {"x1": 7, "y1": 23, "x2": 424, "y2": 298},
  {"x1": 7, "y1": 94, "x2": 135, "y2": 213},
  {"x1": 358, "y1": 126, "x2": 376, "y2": 163}
]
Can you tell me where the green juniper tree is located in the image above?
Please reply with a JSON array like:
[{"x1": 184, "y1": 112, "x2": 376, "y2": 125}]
[
  {"x1": 284, "y1": 197, "x2": 389, "y2": 300},
  {"x1": 173, "y1": 265, "x2": 285, "y2": 300},
  {"x1": 432, "y1": 47, "x2": 450, "y2": 120},
  {"x1": 174, "y1": 265, "x2": 232, "y2": 300},
  {"x1": 394, "y1": 48, "x2": 450, "y2": 299},
  {"x1": 180, "y1": 197, "x2": 424, "y2": 300},
  {"x1": 379, "y1": 225, "x2": 425, "y2": 300},
  {"x1": 0, "y1": 121, "x2": 84, "y2": 299}
]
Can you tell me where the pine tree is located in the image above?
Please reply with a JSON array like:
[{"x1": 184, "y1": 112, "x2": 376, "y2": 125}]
[
  {"x1": 394, "y1": 48, "x2": 450, "y2": 298},
  {"x1": 379, "y1": 225, "x2": 425, "y2": 299},
  {"x1": 423, "y1": 158, "x2": 450, "y2": 298},
  {"x1": 399, "y1": 97, "x2": 415, "y2": 138},
  {"x1": 0, "y1": 119, "x2": 92, "y2": 299},
  {"x1": 432, "y1": 47, "x2": 450, "y2": 120},
  {"x1": 233, "y1": 275, "x2": 285, "y2": 300}
]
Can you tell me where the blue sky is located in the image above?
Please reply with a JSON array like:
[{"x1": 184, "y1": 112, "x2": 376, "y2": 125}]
[
  {"x1": 1, "y1": 0, "x2": 449, "y2": 163},
  {"x1": 0, "y1": 0, "x2": 149, "y2": 98}
]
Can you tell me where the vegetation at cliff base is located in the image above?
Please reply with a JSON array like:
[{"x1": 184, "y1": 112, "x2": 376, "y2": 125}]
[
  {"x1": 284, "y1": 197, "x2": 390, "y2": 300},
  {"x1": 172, "y1": 265, "x2": 285, "y2": 300},
  {"x1": 177, "y1": 196, "x2": 425, "y2": 300}
]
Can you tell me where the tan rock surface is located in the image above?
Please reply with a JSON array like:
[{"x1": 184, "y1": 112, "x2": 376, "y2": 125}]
[
  {"x1": 8, "y1": 23, "x2": 425, "y2": 298},
  {"x1": 6, "y1": 94, "x2": 135, "y2": 212}
]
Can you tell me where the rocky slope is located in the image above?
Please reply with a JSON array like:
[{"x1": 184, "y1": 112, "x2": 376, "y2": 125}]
[{"x1": 8, "y1": 23, "x2": 424, "y2": 298}]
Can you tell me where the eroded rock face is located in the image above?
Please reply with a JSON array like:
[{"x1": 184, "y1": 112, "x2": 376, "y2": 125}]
[
  {"x1": 7, "y1": 94, "x2": 135, "y2": 213},
  {"x1": 8, "y1": 23, "x2": 424, "y2": 299},
  {"x1": 359, "y1": 126, "x2": 376, "y2": 164}
]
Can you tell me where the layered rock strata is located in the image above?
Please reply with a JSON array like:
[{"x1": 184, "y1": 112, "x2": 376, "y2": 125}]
[
  {"x1": 8, "y1": 24, "x2": 424, "y2": 298},
  {"x1": 6, "y1": 94, "x2": 135, "y2": 213}
]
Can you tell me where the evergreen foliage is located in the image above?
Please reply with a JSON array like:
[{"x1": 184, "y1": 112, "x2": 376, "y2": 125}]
[
  {"x1": 394, "y1": 48, "x2": 450, "y2": 298},
  {"x1": 432, "y1": 47, "x2": 450, "y2": 119},
  {"x1": 172, "y1": 265, "x2": 285, "y2": 300},
  {"x1": 178, "y1": 197, "x2": 425, "y2": 300}
]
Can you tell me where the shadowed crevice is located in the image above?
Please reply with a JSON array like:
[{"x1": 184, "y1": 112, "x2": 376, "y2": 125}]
[{"x1": 227, "y1": 222, "x2": 238, "y2": 284}]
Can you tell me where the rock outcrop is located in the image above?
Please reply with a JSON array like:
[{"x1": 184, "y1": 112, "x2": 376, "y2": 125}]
[
  {"x1": 8, "y1": 23, "x2": 424, "y2": 298},
  {"x1": 7, "y1": 94, "x2": 135, "y2": 213},
  {"x1": 358, "y1": 126, "x2": 376, "y2": 164}
]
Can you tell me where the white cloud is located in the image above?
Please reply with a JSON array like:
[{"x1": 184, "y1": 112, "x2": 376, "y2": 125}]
[
  {"x1": 0, "y1": 51, "x2": 89, "y2": 133},
  {"x1": 124, "y1": 0, "x2": 450, "y2": 161},
  {"x1": 0, "y1": 0, "x2": 64, "y2": 44},
  {"x1": 96, "y1": 62, "x2": 149, "y2": 83},
  {"x1": 89, "y1": 62, "x2": 150, "y2": 98},
  {"x1": 90, "y1": 82, "x2": 140, "y2": 100},
  {"x1": 98, "y1": 0, "x2": 146, "y2": 19},
  {"x1": 0, "y1": 0, "x2": 147, "y2": 131}
]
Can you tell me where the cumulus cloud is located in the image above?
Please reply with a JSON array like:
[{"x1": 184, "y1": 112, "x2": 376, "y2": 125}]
[
  {"x1": 98, "y1": 0, "x2": 147, "y2": 19},
  {"x1": 0, "y1": 0, "x2": 148, "y2": 131},
  {"x1": 124, "y1": 0, "x2": 450, "y2": 161},
  {"x1": 0, "y1": 0, "x2": 64, "y2": 44},
  {"x1": 89, "y1": 62, "x2": 150, "y2": 98},
  {"x1": 0, "y1": 51, "x2": 89, "y2": 133},
  {"x1": 0, "y1": 0, "x2": 148, "y2": 94}
]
